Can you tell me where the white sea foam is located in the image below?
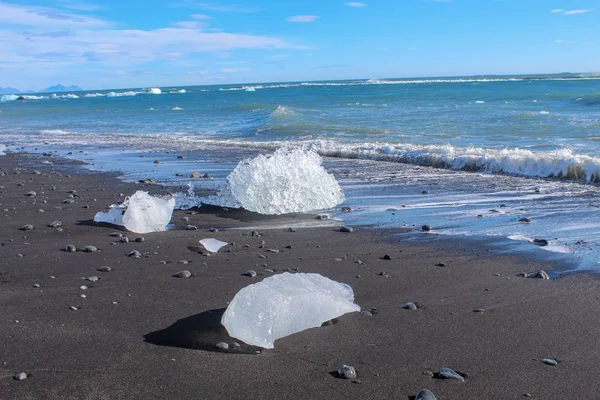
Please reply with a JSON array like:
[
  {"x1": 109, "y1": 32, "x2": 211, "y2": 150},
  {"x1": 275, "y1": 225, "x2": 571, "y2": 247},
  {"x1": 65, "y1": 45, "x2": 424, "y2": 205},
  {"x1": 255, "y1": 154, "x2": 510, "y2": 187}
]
[
  {"x1": 148, "y1": 88, "x2": 162, "y2": 94},
  {"x1": 107, "y1": 91, "x2": 139, "y2": 97},
  {"x1": 0, "y1": 144, "x2": 6, "y2": 155},
  {"x1": 1, "y1": 94, "x2": 18, "y2": 101},
  {"x1": 475, "y1": 100, "x2": 485, "y2": 104},
  {"x1": 172, "y1": 107, "x2": 184, "y2": 111},
  {"x1": 206, "y1": 148, "x2": 345, "y2": 215}
]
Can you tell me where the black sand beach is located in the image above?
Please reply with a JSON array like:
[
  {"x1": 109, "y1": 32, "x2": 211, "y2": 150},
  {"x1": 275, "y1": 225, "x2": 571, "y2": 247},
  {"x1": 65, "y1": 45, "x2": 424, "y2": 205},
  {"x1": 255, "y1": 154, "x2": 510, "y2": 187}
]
[{"x1": 1, "y1": 153, "x2": 600, "y2": 399}]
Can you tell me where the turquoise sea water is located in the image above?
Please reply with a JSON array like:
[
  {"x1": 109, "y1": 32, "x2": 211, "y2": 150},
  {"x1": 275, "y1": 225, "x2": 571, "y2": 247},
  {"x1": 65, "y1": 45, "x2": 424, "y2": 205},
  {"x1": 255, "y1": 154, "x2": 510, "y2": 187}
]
[{"x1": 2, "y1": 76, "x2": 600, "y2": 272}]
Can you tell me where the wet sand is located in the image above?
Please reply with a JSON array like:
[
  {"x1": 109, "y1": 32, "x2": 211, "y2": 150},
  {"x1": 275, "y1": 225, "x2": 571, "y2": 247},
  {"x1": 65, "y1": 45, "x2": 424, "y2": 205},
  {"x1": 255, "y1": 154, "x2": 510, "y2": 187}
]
[{"x1": 1, "y1": 152, "x2": 599, "y2": 399}]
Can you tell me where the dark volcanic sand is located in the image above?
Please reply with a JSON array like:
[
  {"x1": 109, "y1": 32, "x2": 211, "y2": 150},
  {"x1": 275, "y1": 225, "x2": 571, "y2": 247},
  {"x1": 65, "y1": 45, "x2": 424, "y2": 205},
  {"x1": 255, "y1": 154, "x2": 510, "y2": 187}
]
[{"x1": 1, "y1": 152, "x2": 600, "y2": 399}]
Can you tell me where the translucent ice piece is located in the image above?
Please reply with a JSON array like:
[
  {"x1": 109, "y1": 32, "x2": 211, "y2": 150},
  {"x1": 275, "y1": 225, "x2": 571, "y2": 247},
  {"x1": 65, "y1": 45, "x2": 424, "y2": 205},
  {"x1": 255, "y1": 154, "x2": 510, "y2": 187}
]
[
  {"x1": 94, "y1": 191, "x2": 175, "y2": 234},
  {"x1": 221, "y1": 272, "x2": 360, "y2": 348},
  {"x1": 199, "y1": 238, "x2": 228, "y2": 253}
]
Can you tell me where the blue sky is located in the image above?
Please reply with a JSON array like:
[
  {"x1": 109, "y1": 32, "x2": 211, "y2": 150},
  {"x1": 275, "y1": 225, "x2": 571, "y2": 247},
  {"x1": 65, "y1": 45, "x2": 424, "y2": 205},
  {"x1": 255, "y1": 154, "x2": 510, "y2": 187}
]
[{"x1": 0, "y1": 0, "x2": 598, "y2": 90}]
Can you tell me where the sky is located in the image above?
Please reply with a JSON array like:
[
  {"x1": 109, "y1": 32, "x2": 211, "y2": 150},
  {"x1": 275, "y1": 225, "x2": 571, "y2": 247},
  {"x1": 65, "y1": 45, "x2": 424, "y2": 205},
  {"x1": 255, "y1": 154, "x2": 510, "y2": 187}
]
[{"x1": 0, "y1": 0, "x2": 598, "y2": 90}]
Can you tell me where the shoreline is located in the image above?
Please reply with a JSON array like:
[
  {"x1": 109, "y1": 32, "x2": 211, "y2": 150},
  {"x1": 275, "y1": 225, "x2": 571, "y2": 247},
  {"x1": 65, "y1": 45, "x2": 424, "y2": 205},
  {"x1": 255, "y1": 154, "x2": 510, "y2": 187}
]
[{"x1": 1, "y1": 151, "x2": 599, "y2": 399}]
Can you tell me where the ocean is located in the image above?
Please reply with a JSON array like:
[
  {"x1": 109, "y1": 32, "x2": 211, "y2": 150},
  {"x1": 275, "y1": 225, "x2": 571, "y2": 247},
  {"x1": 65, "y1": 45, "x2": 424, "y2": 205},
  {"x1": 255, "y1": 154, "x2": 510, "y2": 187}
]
[{"x1": 1, "y1": 75, "x2": 600, "y2": 273}]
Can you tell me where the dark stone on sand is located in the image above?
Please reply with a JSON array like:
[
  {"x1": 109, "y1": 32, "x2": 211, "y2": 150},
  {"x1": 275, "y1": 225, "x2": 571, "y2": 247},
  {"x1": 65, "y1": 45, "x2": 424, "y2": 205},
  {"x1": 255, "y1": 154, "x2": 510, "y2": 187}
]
[
  {"x1": 381, "y1": 254, "x2": 392, "y2": 260},
  {"x1": 119, "y1": 237, "x2": 130, "y2": 243},
  {"x1": 128, "y1": 250, "x2": 142, "y2": 258},
  {"x1": 421, "y1": 224, "x2": 431, "y2": 232},
  {"x1": 436, "y1": 262, "x2": 447, "y2": 267},
  {"x1": 190, "y1": 171, "x2": 202, "y2": 178},
  {"x1": 13, "y1": 372, "x2": 27, "y2": 381},
  {"x1": 287, "y1": 227, "x2": 297, "y2": 232},
  {"x1": 341, "y1": 206, "x2": 352, "y2": 213},
  {"x1": 33, "y1": 283, "x2": 40, "y2": 288},
  {"x1": 134, "y1": 237, "x2": 144, "y2": 243},
  {"x1": 177, "y1": 155, "x2": 184, "y2": 159},
  {"x1": 533, "y1": 239, "x2": 549, "y2": 246},
  {"x1": 81, "y1": 245, "x2": 98, "y2": 253},
  {"x1": 519, "y1": 217, "x2": 531, "y2": 223},
  {"x1": 153, "y1": 160, "x2": 161, "y2": 164},
  {"x1": 316, "y1": 214, "x2": 329, "y2": 220},
  {"x1": 339, "y1": 226, "x2": 354, "y2": 233},
  {"x1": 435, "y1": 367, "x2": 466, "y2": 382},
  {"x1": 531, "y1": 270, "x2": 550, "y2": 280},
  {"x1": 20, "y1": 224, "x2": 34, "y2": 231},
  {"x1": 109, "y1": 232, "x2": 123, "y2": 237},
  {"x1": 337, "y1": 365, "x2": 357, "y2": 379},
  {"x1": 173, "y1": 270, "x2": 192, "y2": 279},
  {"x1": 209, "y1": 228, "x2": 219, "y2": 233},
  {"x1": 66, "y1": 244, "x2": 77, "y2": 252},
  {"x1": 473, "y1": 308, "x2": 486, "y2": 313},
  {"x1": 215, "y1": 342, "x2": 229, "y2": 350},
  {"x1": 422, "y1": 190, "x2": 429, "y2": 194},
  {"x1": 97, "y1": 266, "x2": 112, "y2": 272},
  {"x1": 25, "y1": 191, "x2": 36, "y2": 197},
  {"x1": 416, "y1": 389, "x2": 438, "y2": 400},
  {"x1": 403, "y1": 302, "x2": 418, "y2": 311}
]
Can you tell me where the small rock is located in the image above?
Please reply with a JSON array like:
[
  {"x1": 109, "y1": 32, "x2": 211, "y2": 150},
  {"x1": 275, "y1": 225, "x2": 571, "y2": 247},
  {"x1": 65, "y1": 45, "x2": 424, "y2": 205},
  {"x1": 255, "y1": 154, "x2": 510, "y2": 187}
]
[
  {"x1": 436, "y1": 262, "x2": 447, "y2": 267},
  {"x1": 33, "y1": 283, "x2": 40, "y2": 288},
  {"x1": 209, "y1": 228, "x2": 219, "y2": 233},
  {"x1": 531, "y1": 270, "x2": 550, "y2": 279},
  {"x1": 244, "y1": 270, "x2": 257, "y2": 277},
  {"x1": 13, "y1": 372, "x2": 27, "y2": 381},
  {"x1": 173, "y1": 270, "x2": 192, "y2": 279},
  {"x1": 81, "y1": 245, "x2": 98, "y2": 253},
  {"x1": 128, "y1": 250, "x2": 142, "y2": 258},
  {"x1": 109, "y1": 232, "x2": 123, "y2": 238},
  {"x1": 316, "y1": 214, "x2": 329, "y2": 220},
  {"x1": 287, "y1": 227, "x2": 297, "y2": 232},
  {"x1": 70, "y1": 306, "x2": 78, "y2": 311},
  {"x1": 215, "y1": 342, "x2": 229, "y2": 350},
  {"x1": 20, "y1": 224, "x2": 34, "y2": 231},
  {"x1": 97, "y1": 266, "x2": 111, "y2": 272},
  {"x1": 519, "y1": 217, "x2": 531, "y2": 223},
  {"x1": 360, "y1": 311, "x2": 373, "y2": 317},
  {"x1": 337, "y1": 365, "x2": 357, "y2": 379},
  {"x1": 356, "y1": 260, "x2": 364, "y2": 265},
  {"x1": 65, "y1": 244, "x2": 77, "y2": 253},
  {"x1": 119, "y1": 237, "x2": 130, "y2": 243},
  {"x1": 541, "y1": 358, "x2": 558, "y2": 366},
  {"x1": 47, "y1": 220, "x2": 62, "y2": 228},
  {"x1": 267, "y1": 249, "x2": 280, "y2": 253},
  {"x1": 186, "y1": 225, "x2": 198, "y2": 230},
  {"x1": 473, "y1": 308, "x2": 486, "y2": 313},
  {"x1": 190, "y1": 171, "x2": 202, "y2": 178},
  {"x1": 134, "y1": 237, "x2": 145, "y2": 242},
  {"x1": 403, "y1": 302, "x2": 418, "y2": 311},
  {"x1": 339, "y1": 226, "x2": 354, "y2": 233},
  {"x1": 381, "y1": 254, "x2": 392, "y2": 260},
  {"x1": 341, "y1": 206, "x2": 352, "y2": 213},
  {"x1": 533, "y1": 238, "x2": 549, "y2": 246},
  {"x1": 25, "y1": 191, "x2": 36, "y2": 197},
  {"x1": 62, "y1": 198, "x2": 75, "y2": 204},
  {"x1": 421, "y1": 224, "x2": 431, "y2": 232},
  {"x1": 416, "y1": 389, "x2": 438, "y2": 400}
]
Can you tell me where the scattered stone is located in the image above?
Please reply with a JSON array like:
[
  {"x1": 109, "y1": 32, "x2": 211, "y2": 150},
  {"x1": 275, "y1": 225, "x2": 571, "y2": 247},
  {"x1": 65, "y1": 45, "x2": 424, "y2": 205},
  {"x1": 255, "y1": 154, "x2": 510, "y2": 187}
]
[
  {"x1": 473, "y1": 308, "x2": 486, "y2": 313},
  {"x1": 519, "y1": 217, "x2": 531, "y2": 223},
  {"x1": 25, "y1": 191, "x2": 36, "y2": 197},
  {"x1": 209, "y1": 228, "x2": 219, "y2": 233},
  {"x1": 97, "y1": 266, "x2": 111, "y2": 272},
  {"x1": 532, "y1": 270, "x2": 550, "y2": 280},
  {"x1": 81, "y1": 245, "x2": 98, "y2": 253},
  {"x1": 341, "y1": 206, "x2": 352, "y2": 213},
  {"x1": 287, "y1": 227, "x2": 297, "y2": 232},
  {"x1": 533, "y1": 238, "x2": 549, "y2": 246},
  {"x1": 403, "y1": 302, "x2": 418, "y2": 311},
  {"x1": 134, "y1": 237, "x2": 145, "y2": 243},
  {"x1": 267, "y1": 249, "x2": 280, "y2": 253},
  {"x1": 517, "y1": 272, "x2": 529, "y2": 278},
  {"x1": 177, "y1": 155, "x2": 184, "y2": 159},
  {"x1": 186, "y1": 225, "x2": 198, "y2": 230},
  {"x1": 33, "y1": 283, "x2": 40, "y2": 288},
  {"x1": 153, "y1": 160, "x2": 161, "y2": 164},
  {"x1": 109, "y1": 232, "x2": 123, "y2": 238},
  {"x1": 20, "y1": 224, "x2": 34, "y2": 231},
  {"x1": 377, "y1": 271, "x2": 388, "y2": 277},
  {"x1": 13, "y1": 372, "x2": 27, "y2": 381},
  {"x1": 173, "y1": 270, "x2": 192, "y2": 279},
  {"x1": 541, "y1": 358, "x2": 558, "y2": 366},
  {"x1": 190, "y1": 171, "x2": 202, "y2": 178},
  {"x1": 47, "y1": 220, "x2": 62, "y2": 228},
  {"x1": 339, "y1": 226, "x2": 354, "y2": 233},
  {"x1": 316, "y1": 214, "x2": 329, "y2": 220},
  {"x1": 128, "y1": 250, "x2": 142, "y2": 259},
  {"x1": 337, "y1": 365, "x2": 357, "y2": 379},
  {"x1": 356, "y1": 260, "x2": 364, "y2": 265},
  {"x1": 436, "y1": 262, "x2": 447, "y2": 267},
  {"x1": 70, "y1": 306, "x2": 79, "y2": 311},
  {"x1": 119, "y1": 237, "x2": 130, "y2": 243},
  {"x1": 381, "y1": 254, "x2": 392, "y2": 260},
  {"x1": 66, "y1": 245, "x2": 77, "y2": 253},
  {"x1": 422, "y1": 190, "x2": 429, "y2": 195},
  {"x1": 360, "y1": 311, "x2": 373, "y2": 317},
  {"x1": 416, "y1": 389, "x2": 438, "y2": 400},
  {"x1": 421, "y1": 224, "x2": 431, "y2": 232},
  {"x1": 436, "y1": 367, "x2": 466, "y2": 382},
  {"x1": 244, "y1": 270, "x2": 257, "y2": 277},
  {"x1": 215, "y1": 342, "x2": 229, "y2": 350}
]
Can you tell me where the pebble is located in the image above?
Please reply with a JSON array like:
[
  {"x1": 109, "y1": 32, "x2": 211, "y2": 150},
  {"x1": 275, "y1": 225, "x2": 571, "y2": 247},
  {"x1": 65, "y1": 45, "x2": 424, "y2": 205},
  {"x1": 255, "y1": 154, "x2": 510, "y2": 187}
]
[
  {"x1": 25, "y1": 191, "x2": 36, "y2": 197},
  {"x1": 190, "y1": 171, "x2": 202, "y2": 178},
  {"x1": 215, "y1": 342, "x2": 229, "y2": 350},
  {"x1": 421, "y1": 224, "x2": 432, "y2": 232},
  {"x1": 519, "y1": 217, "x2": 531, "y2": 223},
  {"x1": 109, "y1": 232, "x2": 123, "y2": 238},
  {"x1": 13, "y1": 372, "x2": 27, "y2": 381},
  {"x1": 337, "y1": 364, "x2": 357, "y2": 379},
  {"x1": 416, "y1": 389, "x2": 438, "y2": 400},
  {"x1": 437, "y1": 367, "x2": 465, "y2": 382},
  {"x1": 541, "y1": 358, "x2": 558, "y2": 366},
  {"x1": 436, "y1": 262, "x2": 447, "y2": 267},
  {"x1": 244, "y1": 270, "x2": 257, "y2": 277},
  {"x1": 341, "y1": 206, "x2": 352, "y2": 213},
  {"x1": 128, "y1": 250, "x2": 142, "y2": 258},
  {"x1": 47, "y1": 220, "x2": 62, "y2": 228},
  {"x1": 97, "y1": 266, "x2": 112, "y2": 272},
  {"x1": 360, "y1": 311, "x2": 373, "y2": 317},
  {"x1": 119, "y1": 237, "x2": 130, "y2": 243},
  {"x1": 533, "y1": 238, "x2": 549, "y2": 246},
  {"x1": 473, "y1": 308, "x2": 486, "y2": 313},
  {"x1": 356, "y1": 260, "x2": 364, "y2": 265},
  {"x1": 33, "y1": 283, "x2": 40, "y2": 288},
  {"x1": 81, "y1": 245, "x2": 98, "y2": 253},
  {"x1": 70, "y1": 306, "x2": 79, "y2": 311},
  {"x1": 20, "y1": 224, "x2": 34, "y2": 231},
  {"x1": 339, "y1": 226, "x2": 354, "y2": 233},
  {"x1": 66, "y1": 245, "x2": 77, "y2": 252},
  {"x1": 173, "y1": 270, "x2": 192, "y2": 279},
  {"x1": 377, "y1": 271, "x2": 388, "y2": 277},
  {"x1": 381, "y1": 254, "x2": 392, "y2": 260},
  {"x1": 80, "y1": 294, "x2": 86, "y2": 298},
  {"x1": 267, "y1": 249, "x2": 280, "y2": 254},
  {"x1": 532, "y1": 270, "x2": 550, "y2": 279},
  {"x1": 186, "y1": 225, "x2": 198, "y2": 230},
  {"x1": 134, "y1": 237, "x2": 145, "y2": 243},
  {"x1": 403, "y1": 302, "x2": 418, "y2": 311}
]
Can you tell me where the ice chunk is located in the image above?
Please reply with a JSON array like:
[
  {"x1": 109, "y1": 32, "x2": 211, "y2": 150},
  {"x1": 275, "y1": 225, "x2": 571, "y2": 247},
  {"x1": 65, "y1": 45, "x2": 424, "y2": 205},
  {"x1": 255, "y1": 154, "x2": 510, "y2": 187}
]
[
  {"x1": 94, "y1": 191, "x2": 175, "y2": 234},
  {"x1": 148, "y1": 88, "x2": 162, "y2": 94},
  {"x1": 0, "y1": 144, "x2": 6, "y2": 155},
  {"x1": 221, "y1": 272, "x2": 360, "y2": 348},
  {"x1": 218, "y1": 148, "x2": 344, "y2": 215},
  {"x1": 199, "y1": 238, "x2": 228, "y2": 253}
]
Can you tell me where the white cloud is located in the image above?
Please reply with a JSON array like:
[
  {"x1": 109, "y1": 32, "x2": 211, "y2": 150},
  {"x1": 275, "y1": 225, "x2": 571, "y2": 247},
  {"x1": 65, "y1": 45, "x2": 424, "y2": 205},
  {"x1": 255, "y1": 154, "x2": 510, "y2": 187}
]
[
  {"x1": 55, "y1": 1, "x2": 104, "y2": 11},
  {"x1": 553, "y1": 39, "x2": 571, "y2": 43},
  {"x1": 177, "y1": 2, "x2": 259, "y2": 13},
  {"x1": 346, "y1": 2, "x2": 366, "y2": 7},
  {"x1": 191, "y1": 13, "x2": 210, "y2": 19},
  {"x1": 286, "y1": 15, "x2": 319, "y2": 23},
  {"x1": 552, "y1": 8, "x2": 591, "y2": 15},
  {"x1": 221, "y1": 67, "x2": 251, "y2": 73},
  {"x1": 0, "y1": 2, "x2": 108, "y2": 27}
]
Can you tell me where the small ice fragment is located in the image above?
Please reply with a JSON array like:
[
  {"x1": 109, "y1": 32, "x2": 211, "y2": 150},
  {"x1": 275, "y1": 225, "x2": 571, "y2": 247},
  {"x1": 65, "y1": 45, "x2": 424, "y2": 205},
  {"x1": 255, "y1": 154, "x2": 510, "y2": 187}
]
[
  {"x1": 94, "y1": 191, "x2": 175, "y2": 234},
  {"x1": 199, "y1": 238, "x2": 228, "y2": 253},
  {"x1": 148, "y1": 88, "x2": 162, "y2": 94},
  {"x1": 0, "y1": 144, "x2": 6, "y2": 155},
  {"x1": 221, "y1": 272, "x2": 360, "y2": 349},
  {"x1": 475, "y1": 100, "x2": 485, "y2": 104}
]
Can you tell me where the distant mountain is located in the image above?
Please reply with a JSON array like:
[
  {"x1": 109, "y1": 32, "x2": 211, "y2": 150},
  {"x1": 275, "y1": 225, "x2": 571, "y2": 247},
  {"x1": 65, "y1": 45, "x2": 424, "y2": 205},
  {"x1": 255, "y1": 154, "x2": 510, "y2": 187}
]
[
  {"x1": 0, "y1": 87, "x2": 21, "y2": 95},
  {"x1": 40, "y1": 84, "x2": 83, "y2": 93}
]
